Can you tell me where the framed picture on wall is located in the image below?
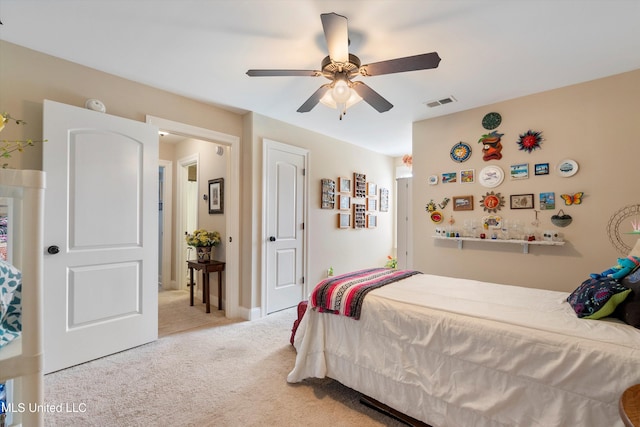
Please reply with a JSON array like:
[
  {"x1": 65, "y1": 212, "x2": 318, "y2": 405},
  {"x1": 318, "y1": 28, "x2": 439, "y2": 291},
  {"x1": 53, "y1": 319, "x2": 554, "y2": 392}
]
[
  {"x1": 366, "y1": 197, "x2": 377, "y2": 211},
  {"x1": 379, "y1": 188, "x2": 389, "y2": 212},
  {"x1": 339, "y1": 194, "x2": 351, "y2": 210},
  {"x1": 339, "y1": 176, "x2": 351, "y2": 193},
  {"x1": 321, "y1": 178, "x2": 336, "y2": 209},
  {"x1": 453, "y1": 195, "x2": 474, "y2": 211},
  {"x1": 367, "y1": 214, "x2": 377, "y2": 228},
  {"x1": 367, "y1": 182, "x2": 377, "y2": 196},
  {"x1": 510, "y1": 193, "x2": 534, "y2": 209},
  {"x1": 338, "y1": 213, "x2": 351, "y2": 229},
  {"x1": 535, "y1": 163, "x2": 550, "y2": 176},
  {"x1": 510, "y1": 163, "x2": 529, "y2": 180},
  {"x1": 460, "y1": 169, "x2": 475, "y2": 184},
  {"x1": 208, "y1": 178, "x2": 224, "y2": 214}
]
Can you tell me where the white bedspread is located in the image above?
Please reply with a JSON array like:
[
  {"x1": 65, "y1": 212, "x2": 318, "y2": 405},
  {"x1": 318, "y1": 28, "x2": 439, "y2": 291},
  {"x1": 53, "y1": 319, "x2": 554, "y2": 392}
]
[{"x1": 288, "y1": 274, "x2": 640, "y2": 427}]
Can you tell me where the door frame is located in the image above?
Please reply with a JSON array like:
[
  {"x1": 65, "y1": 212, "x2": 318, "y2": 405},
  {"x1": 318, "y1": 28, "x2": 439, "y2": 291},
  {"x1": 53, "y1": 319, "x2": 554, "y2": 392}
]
[
  {"x1": 261, "y1": 138, "x2": 309, "y2": 318},
  {"x1": 159, "y1": 159, "x2": 173, "y2": 289},
  {"x1": 146, "y1": 116, "x2": 240, "y2": 319},
  {"x1": 177, "y1": 154, "x2": 199, "y2": 291}
]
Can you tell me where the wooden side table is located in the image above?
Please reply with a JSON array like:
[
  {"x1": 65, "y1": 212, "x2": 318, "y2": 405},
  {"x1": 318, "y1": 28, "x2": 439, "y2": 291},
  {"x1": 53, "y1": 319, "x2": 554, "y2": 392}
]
[
  {"x1": 187, "y1": 260, "x2": 225, "y2": 313},
  {"x1": 620, "y1": 384, "x2": 640, "y2": 427}
]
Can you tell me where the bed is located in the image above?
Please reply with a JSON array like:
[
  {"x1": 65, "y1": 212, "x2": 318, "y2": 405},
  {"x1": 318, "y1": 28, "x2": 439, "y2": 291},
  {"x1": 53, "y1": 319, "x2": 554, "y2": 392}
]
[{"x1": 288, "y1": 266, "x2": 640, "y2": 427}]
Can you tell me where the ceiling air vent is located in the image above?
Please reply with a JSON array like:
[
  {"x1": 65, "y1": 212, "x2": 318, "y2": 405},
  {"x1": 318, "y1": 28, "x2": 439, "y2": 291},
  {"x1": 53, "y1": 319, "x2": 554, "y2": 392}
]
[{"x1": 425, "y1": 96, "x2": 457, "y2": 108}]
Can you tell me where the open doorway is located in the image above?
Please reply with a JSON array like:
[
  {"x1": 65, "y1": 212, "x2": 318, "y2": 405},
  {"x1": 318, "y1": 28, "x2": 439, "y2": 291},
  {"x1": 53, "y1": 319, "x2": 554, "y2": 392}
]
[{"x1": 147, "y1": 115, "x2": 241, "y2": 319}]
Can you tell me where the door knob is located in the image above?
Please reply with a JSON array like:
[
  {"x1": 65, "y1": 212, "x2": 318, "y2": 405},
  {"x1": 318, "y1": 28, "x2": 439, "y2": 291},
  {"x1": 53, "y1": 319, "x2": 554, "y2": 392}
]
[
  {"x1": 269, "y1": 236, "x2": 276, "y2": 242},
  {"x1": 47, "y1": 245, "x2": 60, "y2": 254}
]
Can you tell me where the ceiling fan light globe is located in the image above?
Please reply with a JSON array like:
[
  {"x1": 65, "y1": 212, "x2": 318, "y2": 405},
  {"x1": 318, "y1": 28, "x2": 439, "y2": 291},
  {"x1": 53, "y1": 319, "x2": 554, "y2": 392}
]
[{"x1": 331, "y1": 80, "x2": 351, "y2": 104}]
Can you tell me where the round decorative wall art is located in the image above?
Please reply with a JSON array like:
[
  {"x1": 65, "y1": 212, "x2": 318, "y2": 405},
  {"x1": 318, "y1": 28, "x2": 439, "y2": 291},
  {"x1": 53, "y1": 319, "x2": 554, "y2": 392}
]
[
  {"x1": 482, "y1": 112, "x2": 502, "y2": 130},
  {"x1": 478, "y1": 165, "x2": 504, "y2": 188},
  {"x1": 607, "y1": 204, "x2": 640, "y2": 254},
  {"x1": 480, "y1": 191, "x2": 505, "y2": 213},
  {"x1": 556, "y1": 159, "x2": 579, "y2": 177},
  {"x1": 450, "y1": 142, "x2": 472, "y2": 162},
  {"x1": 516, "y1": 129, "x2": 544, "y2": 153},
  {"x1": 430, "y1": 211, "x2": 443, "y2": 223}
]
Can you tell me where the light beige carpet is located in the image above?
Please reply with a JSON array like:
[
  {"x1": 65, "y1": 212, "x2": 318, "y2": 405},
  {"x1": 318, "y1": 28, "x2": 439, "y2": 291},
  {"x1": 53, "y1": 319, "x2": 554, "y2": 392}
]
[
  {"x1": 43, "y1": 290, "x2": 407, "y2": 426},
  {"x1": 158, "y1": 289, "x2": 236, "y2": 337}
]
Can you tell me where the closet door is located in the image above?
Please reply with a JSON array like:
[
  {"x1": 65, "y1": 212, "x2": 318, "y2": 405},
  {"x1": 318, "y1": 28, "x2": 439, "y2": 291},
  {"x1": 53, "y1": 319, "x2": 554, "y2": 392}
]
[
  {"x1": 396, "y1": 177, "x2": 413, "y2": 270},
  {"x1": 43, "y1": 100, "x2": 158, "y2": 373}
]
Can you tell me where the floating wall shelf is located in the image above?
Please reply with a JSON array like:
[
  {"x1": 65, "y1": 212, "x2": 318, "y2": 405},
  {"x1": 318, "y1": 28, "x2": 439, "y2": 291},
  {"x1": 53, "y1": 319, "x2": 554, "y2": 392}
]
[{"x1": 433, "y1": 235, "x2": 565, "y2": 254}]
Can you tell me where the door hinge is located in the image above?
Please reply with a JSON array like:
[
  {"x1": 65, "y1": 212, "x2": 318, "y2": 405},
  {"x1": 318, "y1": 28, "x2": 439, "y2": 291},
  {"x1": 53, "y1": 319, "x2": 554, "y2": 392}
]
[
  {"x1": 301, "y1": 222, "x2": 305, "y2": 230},
  {"x1": 302, "y1": 168, "x2": 306, "y2": 176},
  {"x1": 301, "y1": 276, "x2": 305, "y2": 284}
]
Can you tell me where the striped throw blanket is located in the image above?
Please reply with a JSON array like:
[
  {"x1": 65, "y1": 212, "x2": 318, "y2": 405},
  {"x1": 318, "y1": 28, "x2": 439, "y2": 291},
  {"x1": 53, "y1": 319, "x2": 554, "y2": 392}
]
[{"x1": 310, "y1": 268, "x2": 422, "y2": 320}]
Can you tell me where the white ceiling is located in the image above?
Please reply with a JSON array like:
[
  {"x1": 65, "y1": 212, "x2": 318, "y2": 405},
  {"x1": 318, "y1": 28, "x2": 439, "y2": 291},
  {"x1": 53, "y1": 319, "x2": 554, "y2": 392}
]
[{"x1": 1, "y1": 0, "x2": 639, "y2": 156}]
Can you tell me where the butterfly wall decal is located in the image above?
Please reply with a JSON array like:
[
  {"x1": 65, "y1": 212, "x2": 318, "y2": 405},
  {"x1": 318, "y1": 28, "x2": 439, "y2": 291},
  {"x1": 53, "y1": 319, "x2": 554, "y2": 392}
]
[{"x1": 560, "y1": 192, "x2": 584, "y2": 206}]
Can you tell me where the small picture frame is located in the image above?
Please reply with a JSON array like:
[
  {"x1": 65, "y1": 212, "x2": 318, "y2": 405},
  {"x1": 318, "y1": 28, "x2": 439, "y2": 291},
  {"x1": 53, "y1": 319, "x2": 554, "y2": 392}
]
[
  {"x1": 339, "y1": 176, "x2": 351, "y2": 193},
  {"x1": 539, "y1": 192, "x2": 555, "y2": 210},
  {"x1": 339, "y1": 194, "x2": 351, "y2": 210},
  {"x1": 535, "y1": 163, "x2": 550, "y2": 176},
  {"x1": 379, "y1": 188, "x2": 389, "y2": 212},
  {"x1": 354, "y1": 173, "x2": 367, "y2": 198},
  {"x1": 208, "y1": 178, "x2": 224, "y2": 214},
  {"x1": 367, "y1": 198, "x2": 378, "y2": 211},
  {"x1": 453, "y1": 195, "x2": 474, "y2": 211},
  {"x1": 367, "y1": 214, "x2": 377, "y2": 229},
  {"x1": 353, "y1": 202, "x2": 366, "y2": 229},
  {"x1": 460, "y1": 169, "x2": 475, "y2": 184},
  {"x1": 510, "y1": 193, "x2": 534, "y2": 209},
  {"x1": 510, "y1": 163, "x2": 529, "y2": 180},
  {"x1": 338, "y1": 213, "x2": 351, "y2": 229},
  {"x1": 321, "y1": 178, "x2": 336, "y2": 209},
  {"x1": 367, "y1": 182, "x2": 377, "y2": 196},
  {"x1": 442, "y1": 172, "x2": 457, "y2": 183}
]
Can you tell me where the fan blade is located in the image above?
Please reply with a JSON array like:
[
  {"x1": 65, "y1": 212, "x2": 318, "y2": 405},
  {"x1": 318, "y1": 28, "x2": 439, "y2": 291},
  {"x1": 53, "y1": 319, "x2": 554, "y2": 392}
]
[
  {"x1": 246, "y1": 69, "x2": 321, "y2": 77},
  {"x1": 297, "y1": 84, "x2": 331, "y2": 113},
  {"x1": 321, "y1": 12, "x2": 349, "y2": 64},
  {"x1": 359, "y1": 52, "x2": 441, "y2": 76},
  {"x1": 351, "y1": 82, "x2": 393, "y2": 113}
]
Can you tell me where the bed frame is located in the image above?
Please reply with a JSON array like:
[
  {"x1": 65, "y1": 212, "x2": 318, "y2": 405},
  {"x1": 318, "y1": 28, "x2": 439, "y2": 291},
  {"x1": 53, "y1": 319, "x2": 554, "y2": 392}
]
[{"x1": 289, "y1": 272, "x2": 640, "y2": 427}]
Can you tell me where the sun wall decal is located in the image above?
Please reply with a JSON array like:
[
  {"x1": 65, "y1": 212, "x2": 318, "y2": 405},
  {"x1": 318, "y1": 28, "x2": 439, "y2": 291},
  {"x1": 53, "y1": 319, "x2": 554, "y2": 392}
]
[{"x1": 516, "y1": 130, "x2": 543, "y2": 153}]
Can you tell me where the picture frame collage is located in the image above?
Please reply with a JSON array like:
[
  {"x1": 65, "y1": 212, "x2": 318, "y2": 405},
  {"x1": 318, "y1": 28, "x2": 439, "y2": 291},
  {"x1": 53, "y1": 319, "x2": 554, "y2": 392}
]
[{"x1": 323, "y1": 172, "x2": 389, "y2": 229}]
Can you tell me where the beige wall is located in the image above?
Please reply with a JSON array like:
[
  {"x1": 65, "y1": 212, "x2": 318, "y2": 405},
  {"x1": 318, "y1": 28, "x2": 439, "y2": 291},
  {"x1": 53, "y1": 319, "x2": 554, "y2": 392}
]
[
  {"x1": 1, "y1": 40, "x2": 396, "y2": 315},
  {"x1": 412, "y1": 69, "x2": 640, "y2": 292},
  {"x1": 242, "y1": 112, "x2": 396, "y2": 310}
]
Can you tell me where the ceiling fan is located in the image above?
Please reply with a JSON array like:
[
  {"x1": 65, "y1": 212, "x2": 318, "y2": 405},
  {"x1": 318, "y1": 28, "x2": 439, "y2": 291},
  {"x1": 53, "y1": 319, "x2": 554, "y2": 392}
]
[{"x1": 246, "y1": 12, "x2": 441, "y2": 119}]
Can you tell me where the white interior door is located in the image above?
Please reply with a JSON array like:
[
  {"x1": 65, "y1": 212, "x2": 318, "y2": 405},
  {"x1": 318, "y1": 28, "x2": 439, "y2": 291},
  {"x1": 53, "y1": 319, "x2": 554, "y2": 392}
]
[
  {"x1": 396, "y1": 177, "x2": 413, "y2": 270},
  {"x1": 43, "y1": 100, "x2": 158, "y2": 373},
  {"x1": 264, "y1": 139, "x2": 307, "y2": 314}
]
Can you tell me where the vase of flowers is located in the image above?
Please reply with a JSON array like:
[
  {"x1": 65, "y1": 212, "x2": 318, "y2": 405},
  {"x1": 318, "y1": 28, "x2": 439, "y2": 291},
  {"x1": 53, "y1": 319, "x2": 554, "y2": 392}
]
[{"x1": 185, "y1": 229, "x2": 221, "y2": 263}]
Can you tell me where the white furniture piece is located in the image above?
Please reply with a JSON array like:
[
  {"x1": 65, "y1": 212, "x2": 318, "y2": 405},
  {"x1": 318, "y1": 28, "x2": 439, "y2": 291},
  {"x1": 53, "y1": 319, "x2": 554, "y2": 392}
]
[{"x1": 0, "y1": 169, "x2": 45, "y2": 427}]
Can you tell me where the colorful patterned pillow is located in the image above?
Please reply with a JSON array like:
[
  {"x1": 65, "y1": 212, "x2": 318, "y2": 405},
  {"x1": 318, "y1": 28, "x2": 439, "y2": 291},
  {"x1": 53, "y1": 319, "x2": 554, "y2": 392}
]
[
  {"x1": 567, "y1": 277, "x2": 631, "y2": 319},
  {"x1": 614, "y1": 269, "x2": 640, "y2": 328},
  {"x1": 0, "y1": 259, "x2": 22, "y2": 348}
]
